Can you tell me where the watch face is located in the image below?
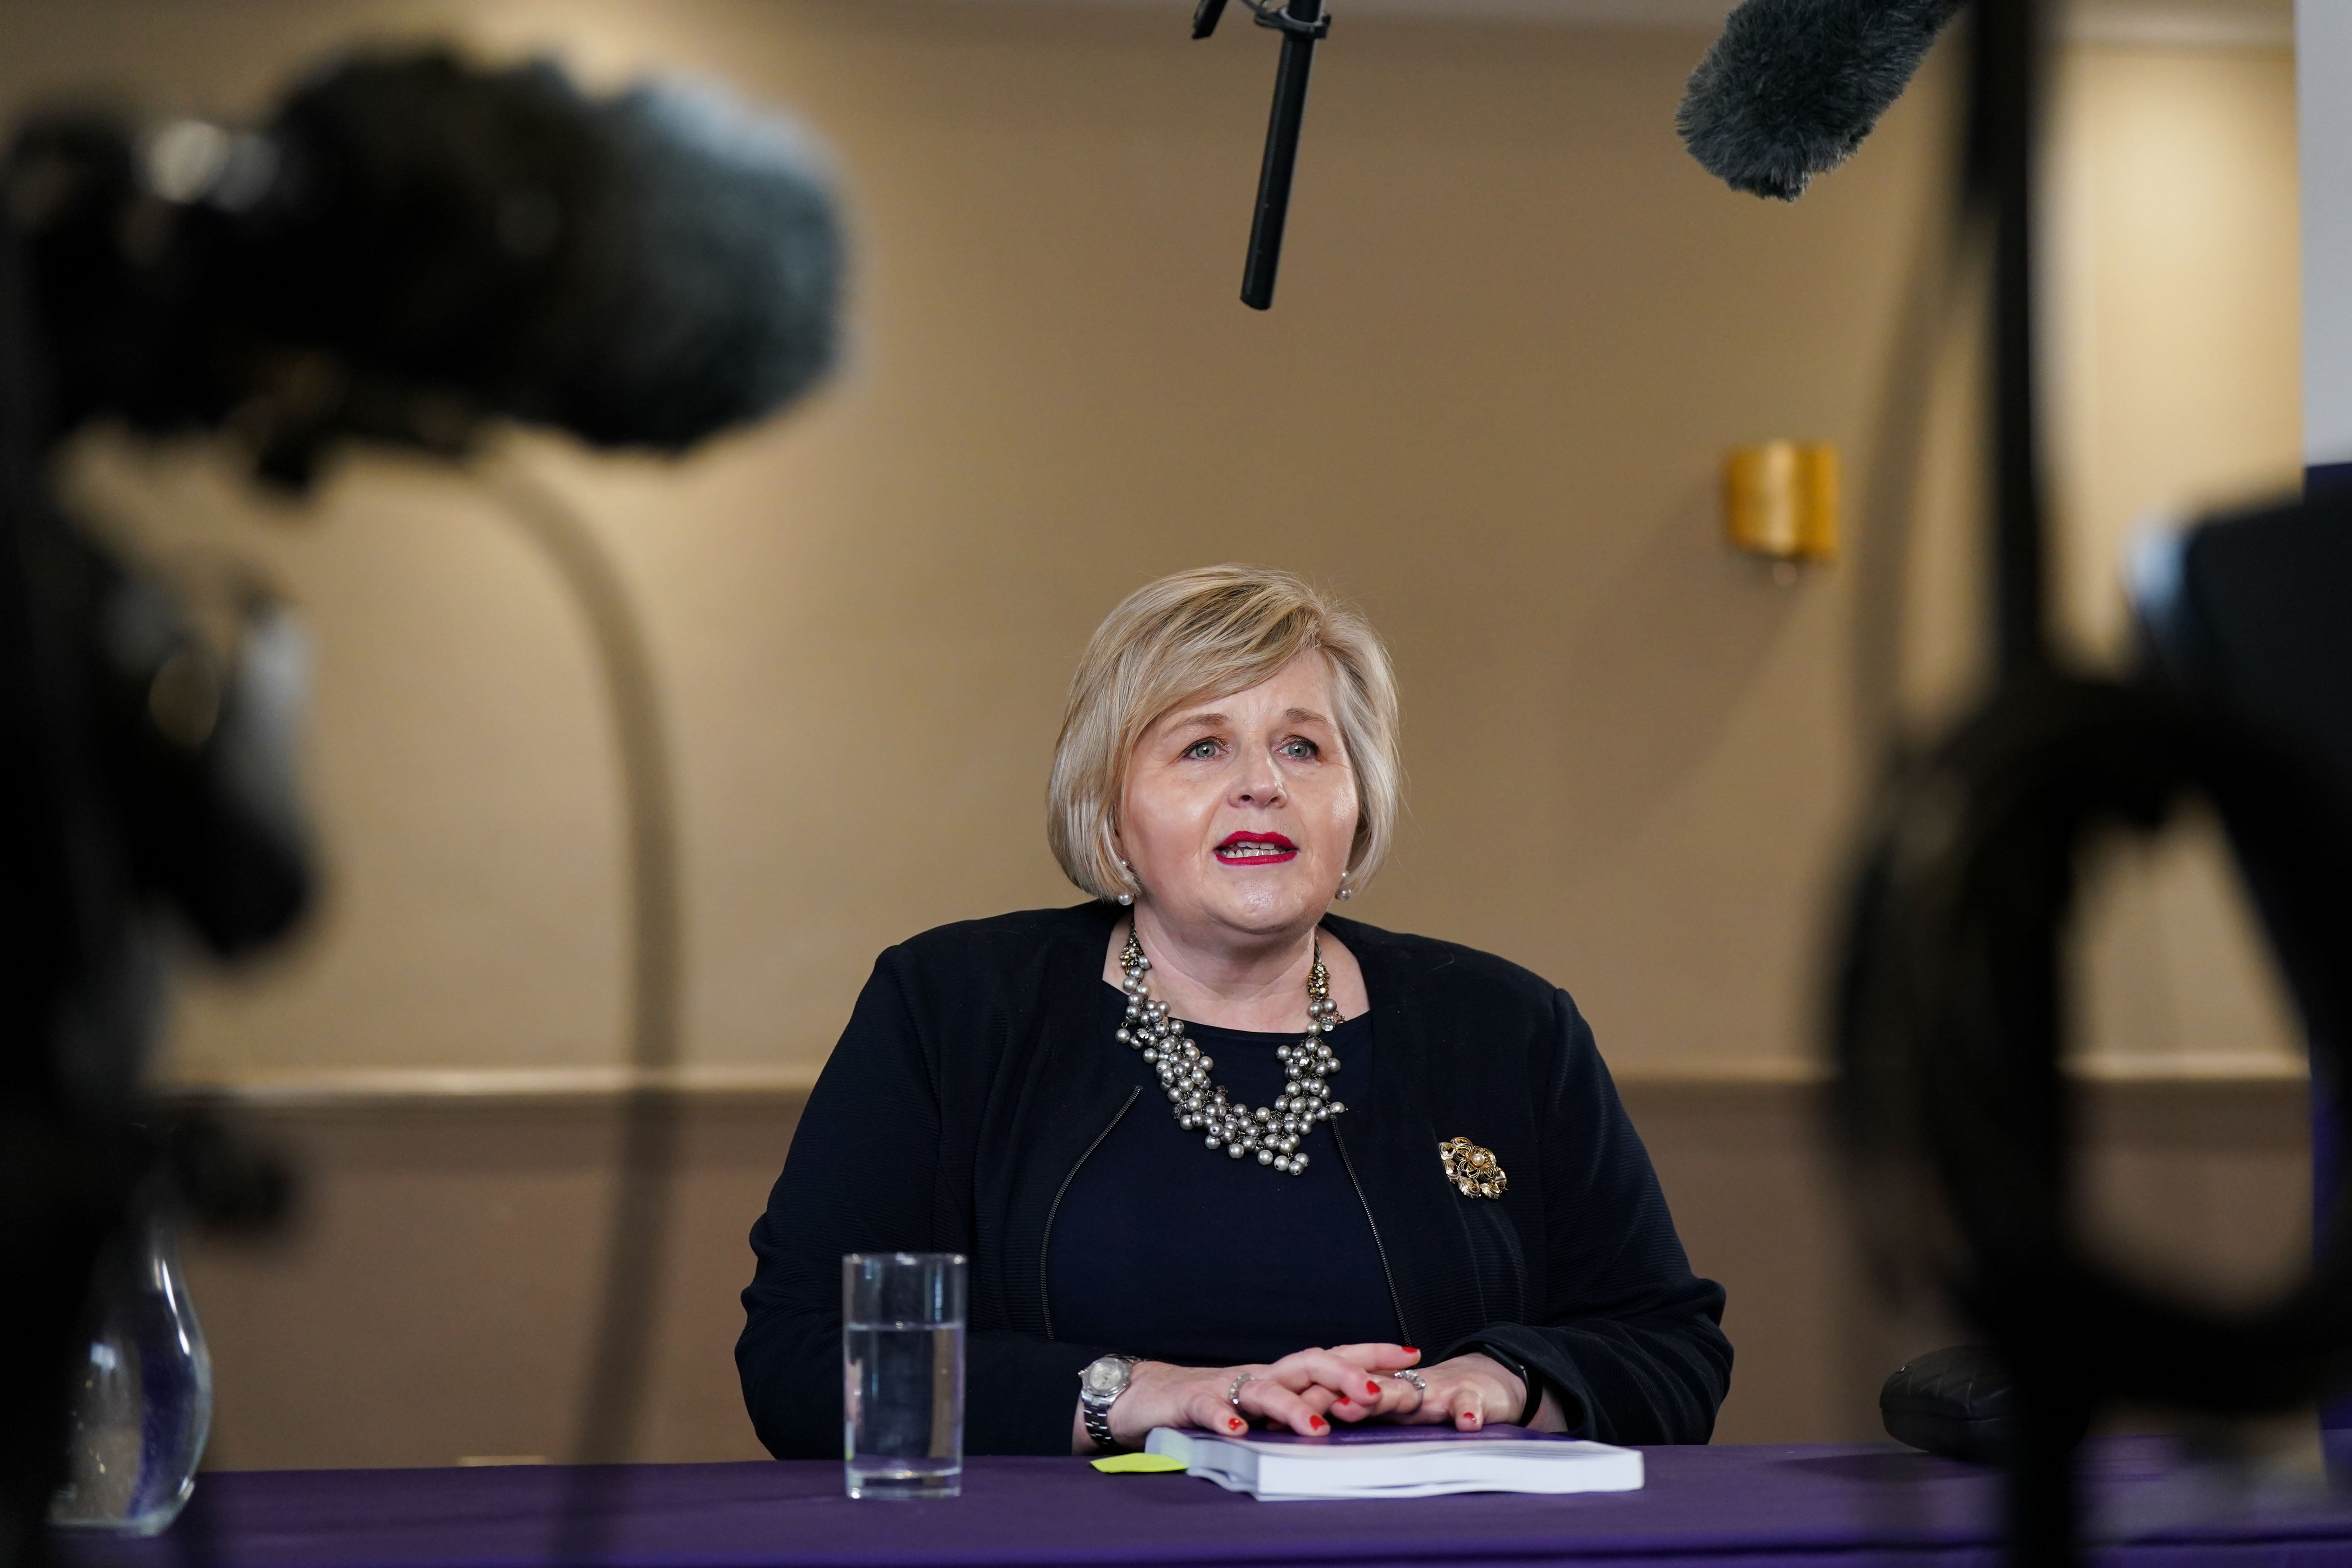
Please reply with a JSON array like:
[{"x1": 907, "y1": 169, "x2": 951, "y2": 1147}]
[{"x1": 1082, "y1": 1358, "x2": 1128, "y2": 1396}]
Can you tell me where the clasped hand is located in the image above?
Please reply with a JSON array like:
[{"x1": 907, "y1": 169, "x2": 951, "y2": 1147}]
[{"x1": 1082, "y1": 1343, "x2": 1531, "y2": 1452}]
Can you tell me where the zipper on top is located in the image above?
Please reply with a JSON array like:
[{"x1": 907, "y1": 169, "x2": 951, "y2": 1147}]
[
  {"x1": 1039, "y1": 1085, "x2": 1141, "y2": 1341},
  {"x1": 1330, "y1": 1121, "x2": 1413, "y2": 1347}
]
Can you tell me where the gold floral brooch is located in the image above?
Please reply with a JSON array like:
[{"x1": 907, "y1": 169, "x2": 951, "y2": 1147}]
[{"x1": 1439, "y1": 1137, "x2": 1507, "y2": 1200}]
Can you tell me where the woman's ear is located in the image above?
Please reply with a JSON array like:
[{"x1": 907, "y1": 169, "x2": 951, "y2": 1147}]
[{"x1": 1105, "y1": 824, "x2": 1134, "y2": 895}]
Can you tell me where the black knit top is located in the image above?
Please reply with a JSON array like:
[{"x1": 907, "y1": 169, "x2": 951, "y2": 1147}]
[
  {"x1": 738, "y1": 903, "x2": 1731, "y2": 1456},
  {"x1": 1044, "y1": 994, "x2": 1399, "y2": 1365}
]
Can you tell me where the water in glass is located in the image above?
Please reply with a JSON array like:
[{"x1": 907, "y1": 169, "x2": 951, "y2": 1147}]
[{"x1": 842, "y1": 1253, "x2": 965, "y2": 1500}]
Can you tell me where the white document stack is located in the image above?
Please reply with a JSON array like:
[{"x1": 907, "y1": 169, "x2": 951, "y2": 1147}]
[{"x1": 1143, "y1": 1425, "x2": 1646, "y2": 1501}]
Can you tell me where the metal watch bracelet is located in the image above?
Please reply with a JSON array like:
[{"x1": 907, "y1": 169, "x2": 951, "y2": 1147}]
[{"x1": 1078, "y1": 1353, "x2": 1141, "y2": 1451}]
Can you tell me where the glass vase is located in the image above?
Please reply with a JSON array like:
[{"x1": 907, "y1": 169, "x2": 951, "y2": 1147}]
[{"x1": 49, "y1": 1219, "x2": 213, "y2": 1536}]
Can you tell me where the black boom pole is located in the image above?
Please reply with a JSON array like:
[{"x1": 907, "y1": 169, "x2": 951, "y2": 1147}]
[{"x1": 1194, "y1": 0, "x2": 1330, "y2": 311}]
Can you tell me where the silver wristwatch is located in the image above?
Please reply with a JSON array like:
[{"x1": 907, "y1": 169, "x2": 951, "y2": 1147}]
[{"x1": 1078, "y1": 1353, "x2": 1141, "y2": 1452}]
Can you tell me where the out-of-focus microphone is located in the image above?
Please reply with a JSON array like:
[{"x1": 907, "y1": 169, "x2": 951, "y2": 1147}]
[
  {"x1": 1677, "y1": 0, "x2": 1969, "y2": 199},
  {"x1": 21, "y1": 49, "x2": 845, "y2": 480}
]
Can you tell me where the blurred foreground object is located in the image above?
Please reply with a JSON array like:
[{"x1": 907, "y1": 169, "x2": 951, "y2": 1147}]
[
  {"x1": 2133, "y1": 493, "x2": 2352, "y2": 1466},
  {"x1": 1681, "y1": 0, "x2": 2352, "y2": 1562},
  {"x1": 1834, "y1": 643, "x2": 2352, "y2": 1563},
  {"x1": 2133, "y1": 496, "x2": 2352, "y2": 808},
  {"x1": 1722, "y1": 441, "x2": 1839, "y2": 563},
  {"x1": 27, "y1": 50, "x2": 842, "y2": 481},
  {"x1": 0, "y1": 46, "x2": 840, "y2": 1566}
]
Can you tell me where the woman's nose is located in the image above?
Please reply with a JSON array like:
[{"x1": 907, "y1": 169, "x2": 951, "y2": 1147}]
[{"x1": 1233, "y1": 753, "x2": 1285, "y2": 806}]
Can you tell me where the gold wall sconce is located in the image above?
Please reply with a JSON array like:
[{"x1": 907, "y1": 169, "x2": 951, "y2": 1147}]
[{"x1": 1723, "y1": 441, "x2": 1839, "y2": 566}]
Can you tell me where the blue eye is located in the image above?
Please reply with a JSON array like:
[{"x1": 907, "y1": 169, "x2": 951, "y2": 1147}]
[
  {"x1": 1185, "y1": 739, "x2": 1220, "y2": 759},
  {"x1": 1281, "y1": 738, "x2": 1318, "y2": 759}
]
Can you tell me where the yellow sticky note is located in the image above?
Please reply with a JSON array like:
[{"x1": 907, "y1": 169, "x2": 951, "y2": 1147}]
[{"x1": 1090, "y1": 1452, "x2": 1189, "y2": 1474}]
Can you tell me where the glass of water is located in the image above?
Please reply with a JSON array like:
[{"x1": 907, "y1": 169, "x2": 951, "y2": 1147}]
[{"x1": 842, "y1": 1252, "x2": 966, "y2": 1500}]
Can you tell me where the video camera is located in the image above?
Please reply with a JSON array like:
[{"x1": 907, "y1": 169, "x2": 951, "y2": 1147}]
[{"x1": 0, "y1": 47, "x2": 840, "y2": 1564}]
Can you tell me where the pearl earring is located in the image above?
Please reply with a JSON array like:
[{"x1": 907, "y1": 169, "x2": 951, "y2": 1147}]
[
  {"x1": 1117, "y1": 892, "x2": 1133, "y2": 906},
  {"x1": 1117, "y1": 859, "x2": 1136, "y2": 906},
  {"x1": 1336, "y1": 868, "x2": 1353, "y2": 902}
]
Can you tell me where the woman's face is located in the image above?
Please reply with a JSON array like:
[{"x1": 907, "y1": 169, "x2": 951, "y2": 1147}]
[{"x1": 1117, "y1": 651, "x2": 1359, "y2": 945}]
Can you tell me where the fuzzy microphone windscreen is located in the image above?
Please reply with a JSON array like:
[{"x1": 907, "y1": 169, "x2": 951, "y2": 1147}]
[
  {"x1": 547, "y1": 78, "x2": 843, "y2": 449},
  {"x1": 1676, "y1": 0, "x2": 1970, "y2": 200},
  {"x1": 225, "y1": 51, "x2": 843, "y2": 453}
]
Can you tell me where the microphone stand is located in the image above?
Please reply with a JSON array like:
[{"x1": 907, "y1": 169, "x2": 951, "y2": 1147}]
[{"x1": 1194, "y1": 0, "x2": 1331, "y2": 310}]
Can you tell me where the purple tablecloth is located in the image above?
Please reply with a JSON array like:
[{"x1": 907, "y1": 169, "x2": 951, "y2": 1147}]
[{"x1": 65, "y1": 1440, "x2": 2352, "y2": 1568}]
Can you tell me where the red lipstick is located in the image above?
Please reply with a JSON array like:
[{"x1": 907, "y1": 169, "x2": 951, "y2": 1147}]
[{"x1": 1214, "y1": 831, "x2": 1298, "y2": 865}]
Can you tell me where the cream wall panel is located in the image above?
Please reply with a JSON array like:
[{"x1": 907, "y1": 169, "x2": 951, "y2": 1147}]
[{"x1": 0, "y1": 1, "x2": 2300, "y2": 1090}]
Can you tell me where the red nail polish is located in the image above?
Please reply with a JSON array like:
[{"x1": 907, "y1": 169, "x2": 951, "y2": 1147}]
[
  {"x1": 1402, "y1": 1347, "x2": 1420, "y2": 1355},
  {"x1": 1366, "y1": 1382, "x2": 1382, "y2": 1396},
  {"x1": 1229, "y1": 1417, "x2": 1244, "y2": 1431},
  {"x1": 1335, "y1": 1396, "x2": 1352, "y2": 1406},
  {"x1": 1311, "y1": 1417, "x2": 1327, "y2": 1430}
]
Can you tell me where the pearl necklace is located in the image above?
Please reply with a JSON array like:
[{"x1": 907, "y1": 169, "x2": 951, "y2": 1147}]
[{"x1": 1114, "y1": 931, "x2": 1346, "y2": 1176}]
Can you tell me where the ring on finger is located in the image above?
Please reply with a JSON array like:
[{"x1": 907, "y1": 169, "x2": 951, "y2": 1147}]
[
  {"x1": 1391, "y1": 1368, "x2": 1428, "y2": 1407},
  {"x1": 1227, "y1": 1373, "x2": 1258, "y2": 1417}
]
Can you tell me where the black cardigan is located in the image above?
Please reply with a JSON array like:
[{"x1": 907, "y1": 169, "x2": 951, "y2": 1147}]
[{"x1": 738, "y1": 903, "x2": 1731, "y2": 1456}]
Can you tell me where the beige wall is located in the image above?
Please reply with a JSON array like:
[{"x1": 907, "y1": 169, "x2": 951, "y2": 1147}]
[
  {"x1": 30, "y1": 3, "x2": 2297, "y2": 1089},
  {"x1": 183, "y1": 1079, "x2": 2311, "y2": 1465},
  {"x1": 2044, "y1": 38, "x2": 2305, "y2": 1073},
  {"x1": 2050, "y1": 39, "x2": 2302, "y2": 659},
  {"x1": 40, "y1": 0, "x2": 1951, "y2": 1087}
]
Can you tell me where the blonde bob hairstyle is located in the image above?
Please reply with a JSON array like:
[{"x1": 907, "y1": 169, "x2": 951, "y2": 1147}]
[{"x1": 1047, "y1": 564, "x2": 1402, "y2": 904}]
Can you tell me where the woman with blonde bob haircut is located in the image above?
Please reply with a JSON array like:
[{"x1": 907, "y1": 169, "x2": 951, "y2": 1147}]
[
  {"x1": 1049, "y1": 566, "x2": 1402, "y2": 905},
  {"x1": 741, "y1": 566, "x2": 1730, "y2": 1459}
]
